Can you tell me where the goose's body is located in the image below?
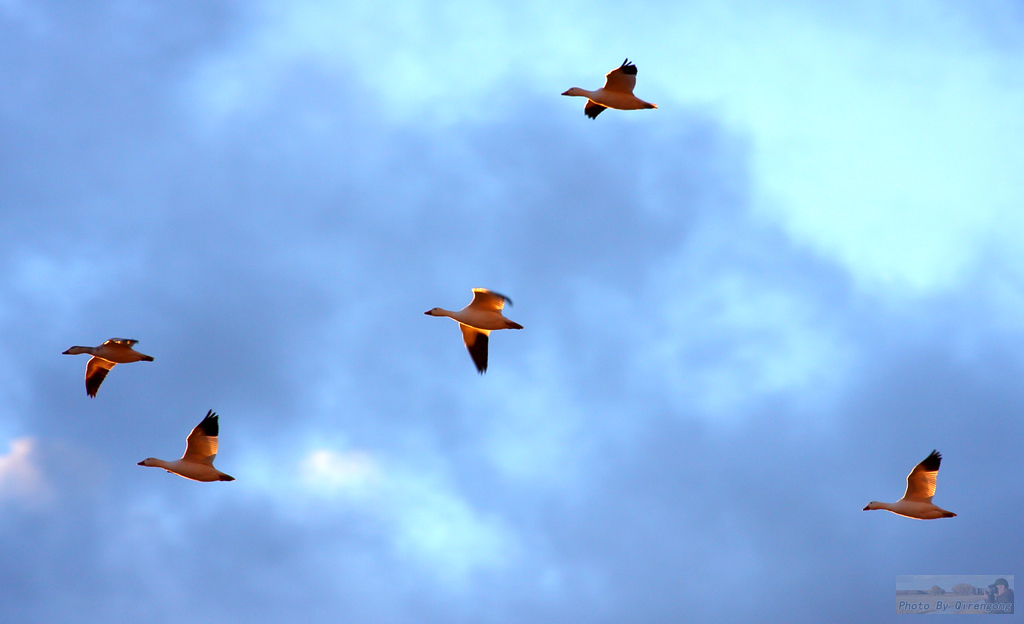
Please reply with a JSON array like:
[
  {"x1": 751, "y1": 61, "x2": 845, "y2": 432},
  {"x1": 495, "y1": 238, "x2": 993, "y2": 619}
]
[
  {"x1": 138, "y1": 410, "x2": 235, "y2": 482},
  {"x1": 62, "y1": 338, "x2": 154, "y2": 397},
  {"x1": 863, "y1": 450, "x2": 956, "y2": 519},
  {"x1": 425, "y1": 288, "x2": 523, "y2": 373},
  {"x1": 562, "y1": 59, "x2": 657, "y2": 119}
]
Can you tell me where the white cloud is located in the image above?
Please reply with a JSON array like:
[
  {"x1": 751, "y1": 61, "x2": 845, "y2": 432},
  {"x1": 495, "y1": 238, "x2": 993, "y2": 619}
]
[
  {"x1": 183, "y1": 0, "x2": 522, "y2": 126},
  {"x1": 388, "y1": 469, "x2": 515, "y2": 583},
  {"x1": 299, "y1": 448, "x2": 381, "y2": 500},
  {"x1": 0, "y1": 437, "x2": 52, "y2": 507},
  {"x1": 288, "y1": 447, "x2": 518, "y2": 584},
  {"x1": 645, "y1": 1, "x2": 1024, "y2": 294}
]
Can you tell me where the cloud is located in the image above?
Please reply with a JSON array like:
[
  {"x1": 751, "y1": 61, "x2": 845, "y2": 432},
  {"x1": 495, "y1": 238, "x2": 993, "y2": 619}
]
[
  {"x1": 642, "y1": 1, "x2": 1024, "y2": 294},
  {"x1": 292, "y1": 448, "x2": 519, "y2": 585},
  {"x1": 300, "y1": 448, "x2": 381, "y2": 496},
  {"x1": 2, "y1": 2, "x2": 1024, "y2": 623},
  {"x1": 0, "y1": 438, "x2": 52, "y2": 508}
]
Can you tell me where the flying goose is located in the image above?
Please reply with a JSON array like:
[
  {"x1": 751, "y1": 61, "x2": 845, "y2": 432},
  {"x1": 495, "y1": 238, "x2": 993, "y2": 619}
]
[
  {"x1": 425, "y1": 288, "x2": 523, "y2": 373},
  {"x1": 562, "y1": 58, "x2": 657, "y2": 119},
  {"x1": 138, "y1": 410, "x2": 235, "y2": 482},
  {"x1": 62, "y1": 338, "x2": 154, "y2": 397},
  {"x1": 863, "y1": 450, "x2": 956, "y2": 519}
]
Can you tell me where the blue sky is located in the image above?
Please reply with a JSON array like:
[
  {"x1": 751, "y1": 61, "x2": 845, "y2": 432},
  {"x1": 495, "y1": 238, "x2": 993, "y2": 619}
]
[{"x1": 1, "y1": 1, "x2": 1022, "y2": 622}]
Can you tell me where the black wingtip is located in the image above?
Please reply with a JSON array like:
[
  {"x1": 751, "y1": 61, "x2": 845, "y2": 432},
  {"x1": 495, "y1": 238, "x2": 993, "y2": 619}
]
[
  {"x1": 584, "y1": 103, "x2": 606, "y2": 119},
  {"x1": 85, "y1": 367, "x2": 110, "y2": 398},
  {"x1": 198, "y1": 410, "x2": 220, "y2": 437},
  {"x1": 467, "y1": 332, "x2": 489, "y2": 374},
  {"x1": 921, "y1": 449, "x2": 942, "y2": 471},
  {"x1": 619, "y1": 58, "x2": 638, "y2": 75}
]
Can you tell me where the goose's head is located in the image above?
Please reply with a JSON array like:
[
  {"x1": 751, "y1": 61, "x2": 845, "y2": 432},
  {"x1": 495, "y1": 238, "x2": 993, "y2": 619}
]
[
  {"x1": 424, "y1": 308, "x2": 444, "y2": 316},
  {"x1": 863, "y1": 502, "x2": 881, "y2": 511},
  {"x1": 62, "y1": 346, "x2": 91, "y2": 355},
  {"x1": 138, "y1": 458, "x2": 157, "y2": 467},
  {"x1": 562, "y1": 88, "x2": 586, "y2": 97}
]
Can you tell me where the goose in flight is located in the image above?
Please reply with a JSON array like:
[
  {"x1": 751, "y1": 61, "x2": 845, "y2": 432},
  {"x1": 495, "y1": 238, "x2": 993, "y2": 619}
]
[
  {"x1": 62, "y1": 338, "x2": 154, "y2": 397},
  {"x1": 863, "y1": 450, "x2": 956, "y2": 519},
  {"x1": 562, "y1": 58, "x2": 657, "y2": 119},
  {"x1": 138, "y1": 410, "x2": 235, "y2": 482},
  {"x1": 425, "y1": 288, "x2": 523, "y2": 373}
]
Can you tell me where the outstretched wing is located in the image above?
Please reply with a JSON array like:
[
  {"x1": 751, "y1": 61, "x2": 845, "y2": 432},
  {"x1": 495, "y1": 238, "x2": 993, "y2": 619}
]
[
  {"x1": 460, "y1": 324, "x2": 491, "y2": 374},
  {"x1": 603, "y1": 58, "x2": 638, "y2": 94},
  {"x1": 469, "y1": 288, "x2": 512, "y2": 312},
  {"x1": 585, "y1": 102, "x2": 608, "y2": 119},
  {"x1": 182, "y1": 410, "x2": 219, "y2": 465},
  {"x1": 85, "y1": 357, "x2": 116, "y2": 398},
  {"x1": 903, "y1": 450, "x2": 941, "y2": 502}
]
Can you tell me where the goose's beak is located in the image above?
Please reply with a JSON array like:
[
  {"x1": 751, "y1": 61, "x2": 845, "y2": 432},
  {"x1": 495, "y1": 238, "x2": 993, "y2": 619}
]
[
  {"x1": 424, "y1": 311, "x2": 431, "y2": 315},
  {"x1": 137, "y1": 461, "x2": 145, "y2": 466},
  {"x1": 561, "y1": 90, "x2": 572, "y2": 96},
  {"x1": 862, "y1": 505, "x2": 870, "y2": 511}
]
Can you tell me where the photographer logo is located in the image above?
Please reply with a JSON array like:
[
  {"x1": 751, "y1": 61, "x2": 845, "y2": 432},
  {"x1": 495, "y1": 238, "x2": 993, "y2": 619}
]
[{"x1": 896, "y1": 575, "x2": 1014, "y2": 614}]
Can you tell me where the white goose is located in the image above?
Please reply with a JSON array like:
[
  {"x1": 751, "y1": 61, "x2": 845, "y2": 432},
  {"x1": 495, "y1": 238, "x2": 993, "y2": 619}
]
[
  {"x1": 138, "y1": 410, "x2": 235, "y2": 482},
  {"x1": 425, "y1": 288, "x2": 523, "y2": 373},
  {"x1": 562, "y1": 58, "x2": 657, "y2": 119},
  {"x1": 863, "y1": 450, "x2": 956, "y2": 519},
  {"x1": 62, "y1": 338, "x2": 154, "y2": 397}
]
